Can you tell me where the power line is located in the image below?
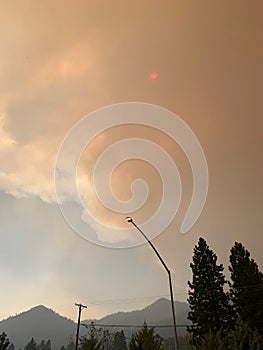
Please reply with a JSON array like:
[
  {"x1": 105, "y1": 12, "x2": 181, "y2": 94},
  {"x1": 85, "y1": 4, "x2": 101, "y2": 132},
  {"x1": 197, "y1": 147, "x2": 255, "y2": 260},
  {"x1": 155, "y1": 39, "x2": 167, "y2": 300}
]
[
  {"x1": 50, "y1": 284, "x2": 263, "y2": 311},
  {"x1": 81, "y1": 294, "x2": 187, "y2": 305},
  {"x1": 80, "y1": 284, "x2": 263, "y2": 306},
  {"x1": 81, "y1": 323, "x2": 189, "y2": 328}
]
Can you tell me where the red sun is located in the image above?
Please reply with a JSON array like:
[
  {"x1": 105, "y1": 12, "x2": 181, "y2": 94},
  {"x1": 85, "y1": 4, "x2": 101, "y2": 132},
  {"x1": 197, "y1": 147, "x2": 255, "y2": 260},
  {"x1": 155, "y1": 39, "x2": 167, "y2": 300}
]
[{"x1": 150, "y1": 72, "x2": 158, "y2": 80}]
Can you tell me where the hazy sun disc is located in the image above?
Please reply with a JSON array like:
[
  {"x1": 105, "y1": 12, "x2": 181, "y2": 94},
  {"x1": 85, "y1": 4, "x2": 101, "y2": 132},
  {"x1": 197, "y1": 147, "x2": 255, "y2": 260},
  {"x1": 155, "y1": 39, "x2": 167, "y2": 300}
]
[{"x1": 150, "y1": 72, "x2": 158, "y2": 80}]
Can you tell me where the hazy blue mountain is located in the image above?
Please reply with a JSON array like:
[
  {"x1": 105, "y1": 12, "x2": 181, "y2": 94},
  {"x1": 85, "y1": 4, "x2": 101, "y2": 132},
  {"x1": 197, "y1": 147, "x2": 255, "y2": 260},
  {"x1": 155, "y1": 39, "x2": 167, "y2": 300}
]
[
  {"x1": 0, "y1": 305, "x2": 76, "y2": 350},
  {"x1": 0, "y1": 299, "x2": 189, "y2": 349},
  {"x1": 83, "y1": 298, "x2": 189, "y2": 338}
]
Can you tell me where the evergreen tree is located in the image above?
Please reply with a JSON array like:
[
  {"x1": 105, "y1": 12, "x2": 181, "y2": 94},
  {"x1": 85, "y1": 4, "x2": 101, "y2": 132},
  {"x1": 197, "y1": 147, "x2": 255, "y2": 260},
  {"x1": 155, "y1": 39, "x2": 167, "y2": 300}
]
[
  {"x1": 38, "y1": 340, "x2": 51, "y2": 350},
  {"x1": 112, "y1": 331, "x2": 127, "y2": 350},
  {"x1": 226, "y1": 318, "x2": 263, "y2": 350},
  {"x1": 163, "y1": 337, "x2": 174, "y2": 350},
  {"x1": 183, "y1": 333, "x2": 194, "y2": 350},
  {"x1": 80, "y1": 324, "x2": 101, "y2": 350},
  {"x1": 163, "y1": 336, "x2": 185, "y2": 350},
  {"x1": 66, "y1": 340, "x2": 74, "y2": 350},
  {"x1": 229, "y1": 242, "x2": 263, "y2": 334},
  {"x1": 99, "y1": 329, "x2": 113, "y2": 350},
  {"x1": 198, "y1": 330, "x2": 226, "y2": 350},
  {"x1": 129, "y1": 322, "x2": 163, "y2": 350},
  {"x1": 80, "y1": 322, "x2": 113, "y2": 350},
  {"x1": 45, "y1": 341, "x2": 50, "y2": 350},
  {"x1": 24, "y1": 339, "x2": 38, "y2": 350},
  {"x1": 186, "y1": 318, "x2": 263, "y2": 350},
  {"x1": 81, "y1": 336, "x2": 100, "y2": 350},
  {"x1": 38, "y1": 341, "x2": 44, "y2": 350},
  {"x1": 187, "y1": 238, "x2": 234, "y2": 345},
  {"x1": 183, "y1": 332, "x2": 196, "y2": 350},
  {"x1": 0, "y1": 333, "x2": 10, "y2": 350}
]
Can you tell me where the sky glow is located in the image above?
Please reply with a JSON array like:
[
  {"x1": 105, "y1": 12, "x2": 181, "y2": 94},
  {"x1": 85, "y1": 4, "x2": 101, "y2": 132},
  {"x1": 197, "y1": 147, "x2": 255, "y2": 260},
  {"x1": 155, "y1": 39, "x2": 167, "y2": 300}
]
[{"x1": 0, "y1": 1, "x2": 262, "y2": 321}]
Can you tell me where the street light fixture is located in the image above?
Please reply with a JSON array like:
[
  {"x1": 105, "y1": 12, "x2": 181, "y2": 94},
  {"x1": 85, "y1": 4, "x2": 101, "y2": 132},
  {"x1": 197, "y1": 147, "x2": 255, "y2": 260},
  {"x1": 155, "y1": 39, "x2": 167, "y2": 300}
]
[{"x1": 125, "y1": 217, "x2": 179, "y2": 350}]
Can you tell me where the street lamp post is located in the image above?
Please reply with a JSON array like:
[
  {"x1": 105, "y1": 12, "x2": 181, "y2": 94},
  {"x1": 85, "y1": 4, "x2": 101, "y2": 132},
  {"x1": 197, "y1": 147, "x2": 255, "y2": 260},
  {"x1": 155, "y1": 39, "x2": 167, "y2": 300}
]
[{"x1": 125, "y1": 217, "x2": 179, "y2": 350}]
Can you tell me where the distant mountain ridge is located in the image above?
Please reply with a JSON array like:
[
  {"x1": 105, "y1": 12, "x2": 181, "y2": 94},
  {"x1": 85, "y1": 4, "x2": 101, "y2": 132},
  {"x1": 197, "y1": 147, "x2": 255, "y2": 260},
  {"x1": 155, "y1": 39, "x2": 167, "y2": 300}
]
[
  {"x1": 0, "y1": 305, "x2": 76, "y2": 350},
  {"x1": 84, "y1": 298, "x2": 189, "y2": 338},
  {"x1": 0, "y1": 299, "x2": 189, "y2": 349}
]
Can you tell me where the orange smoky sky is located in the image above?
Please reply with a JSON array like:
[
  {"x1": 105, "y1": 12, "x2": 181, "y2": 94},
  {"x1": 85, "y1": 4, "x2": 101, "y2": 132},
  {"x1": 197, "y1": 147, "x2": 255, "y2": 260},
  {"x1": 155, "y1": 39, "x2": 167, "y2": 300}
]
[{"x1": 0, "y1": 0, "x2": 262, "y2": 321}]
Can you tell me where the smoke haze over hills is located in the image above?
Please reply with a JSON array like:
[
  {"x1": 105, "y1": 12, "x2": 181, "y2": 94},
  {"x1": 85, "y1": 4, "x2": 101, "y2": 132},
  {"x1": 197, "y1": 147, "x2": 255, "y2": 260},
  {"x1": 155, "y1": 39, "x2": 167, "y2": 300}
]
[{"x1": 0, "y1": 299, "x2": 189, "y2": 349}]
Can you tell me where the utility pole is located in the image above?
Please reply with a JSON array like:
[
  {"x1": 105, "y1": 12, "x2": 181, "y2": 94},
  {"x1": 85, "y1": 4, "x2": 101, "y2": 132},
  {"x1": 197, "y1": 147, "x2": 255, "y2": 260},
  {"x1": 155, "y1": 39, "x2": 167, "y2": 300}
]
[{"x1": 75, "y1": 303, "x2": 87, "y2": 350}]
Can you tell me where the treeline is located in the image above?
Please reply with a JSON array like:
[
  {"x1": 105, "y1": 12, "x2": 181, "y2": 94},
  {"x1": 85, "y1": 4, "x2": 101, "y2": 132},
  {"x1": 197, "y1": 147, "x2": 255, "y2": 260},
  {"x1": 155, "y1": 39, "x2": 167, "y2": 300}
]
[
  {"x1": 0, "y1": 323, "x2": 171, "y2": 350},
  {"x1": 1, "y1": 238, "x2": 262, "y2": 350},
  {"x1": 0, "y1": 335, "x2": 53, "y2": 350},
  {"x1": 186, "y1": 238, "x2": 263, "y2": 349},
  {"x1": 75, "y1": 322, "x2": 181, "y2": 350}
]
